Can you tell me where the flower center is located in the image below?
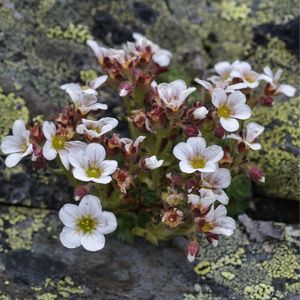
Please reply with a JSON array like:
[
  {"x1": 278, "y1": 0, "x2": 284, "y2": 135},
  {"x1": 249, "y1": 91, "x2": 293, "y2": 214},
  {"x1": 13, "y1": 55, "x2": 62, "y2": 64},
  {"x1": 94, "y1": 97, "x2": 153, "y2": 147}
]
[
  {"x1": 86, "y1": 166, "x2": 102, "y2": 178},
  {"x1": 190, "y1": 156, "x2": 206, "y2": 169},
  {"x1": 217, "y1": 105, "x2": 231, "y2": 118},
  {"x1": 202, "y1": 222, "x2": 214, "y2": 233},
  {"x1": 52, "y1": 135, "x2": 65, "y2": 150},
  {"x1": 244, "y1": 73, "x2": 256, "y2": 83},
  {"x1": 76, "y1": 215, "x2": 97, "y2": 234}
]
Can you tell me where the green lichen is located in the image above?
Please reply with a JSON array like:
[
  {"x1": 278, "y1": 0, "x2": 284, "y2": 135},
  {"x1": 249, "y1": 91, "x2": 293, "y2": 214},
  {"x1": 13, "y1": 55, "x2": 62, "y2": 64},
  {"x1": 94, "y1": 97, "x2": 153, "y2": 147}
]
[
  {"x1": 220, "y1": 0, "x2": 251, "y2": 21},
  {"x1": 250, "y1": 97, "x2": 300, "y2": 200},
  {"x1": 47, "y1": 23, "x2": 93, "y2": 43},
  {"x1": 32, "y1": 276, "x2": 84, "y2": 299},
  {"x1": 1, "y1": 207, "x2": 47, "y2": 250},
  {"x1": 0, "y1": 87, "x2": 29, "y2": 139},
  {"x1": 80, "y1": 69, "x2": 98, "y2": 83},
  {"x1": 243, "y1": 283, "x2": 275, "y2": 300}
]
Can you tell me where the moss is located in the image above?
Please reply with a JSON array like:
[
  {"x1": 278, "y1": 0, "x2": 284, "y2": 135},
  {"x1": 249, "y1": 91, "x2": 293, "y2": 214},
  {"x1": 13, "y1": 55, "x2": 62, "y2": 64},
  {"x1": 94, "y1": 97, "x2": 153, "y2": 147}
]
[
  {"x1": 32, "y1": 276, "x2": 84, "y2": 299},
  {"x1": 0, "y1": 87, "x2": 29, "y2": 138},
  {"x1": 243, "y1": 283, "x2": 275, "y2": 300},
  {"x1": 250, "y1": 97, "x2": 300, "y2": 200},
  {"x1": 47, "y1": 23, "x2": 93, "y2": 43},
  {"x1": 80, "y1": 69, "x2": 98, "y2": 83}
]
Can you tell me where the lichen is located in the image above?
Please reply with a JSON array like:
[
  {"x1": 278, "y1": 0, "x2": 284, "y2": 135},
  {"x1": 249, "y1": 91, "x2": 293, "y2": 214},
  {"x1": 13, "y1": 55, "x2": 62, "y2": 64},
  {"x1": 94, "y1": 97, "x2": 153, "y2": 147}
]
[
  {"x1": 80, "y1": 69, "x2": 98, "y2": 83},
  {"x1": 0, "y1": 87, "x2": 29, "y2": 139},
  {"x1": 47, "y1": 23, "x2": 93, "y2": 43},
  {"x1": 243, "y1": 283, "x2": 275, "y2": 300}
]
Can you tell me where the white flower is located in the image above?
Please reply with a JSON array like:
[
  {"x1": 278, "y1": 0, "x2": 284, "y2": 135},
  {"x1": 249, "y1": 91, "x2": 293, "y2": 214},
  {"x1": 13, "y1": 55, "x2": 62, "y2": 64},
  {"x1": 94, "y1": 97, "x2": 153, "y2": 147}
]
[
  {"x1": 76, "y1": 117, "x2": 118, "y2": 139},
  {"x1": 61, "y1": 75, "x2": 108, "y2": 96},
  {"x1": 59, "y1": 195, "x2": 117, "y2": 251},
  {"x1": 227, "y1": 122, "x2": 264, "y2": 150},
  {"x1": 194, "y1": 78, "x2": 247, "y2": 96},
  {"x1": 87, "y1": 40, "x2": 126, "y2": 65},
  {"x1": 214, "y1": 61, "x2": 233, "y2": 81},
  {"x1": 127, "y1": 33, "x2": 172, "y2": 67},
  {"x1": 42, "y1": 121, "x2": 87, "y2": 170},
  {"x1": 173, "y1": 137, "x2": 223, "y2": 174},
  {"x1": 158, "y1": 80, "x2": 196, "y2": 111},
  {"x1": 230, "y1": 61, "x2": 260, "y2": 88},
  {"x1": 144, "y1": 155, "x2": 164, "y2": 170},
  {"x1": 258, "y1": 66, "x2": 296, "y2": 97},
  {"x1": 68, "y1": 143, "x2": 117, "y2": 184},
  {"x1": 193, "y1": 107, "x2": 209, "y2": 120},
  {"x1": 212, "y1": 88, "x2": 251, "y2": 132},
  {"x1": 61, "y1": 83, "x2": 108, "y2": 114},
  {"x1": 201, "y1": 168, "x2": 231, "y2": 205},
  {"x1": 0, "y1": 120, "x2": 33, "y2": 168},
  {"x1": 200, "y1": 205, "x2": 236, "y2": 247},
  {"x1": 120, "y1": 135, "x2": 146, "y2": 154},
  {"x1": 188, "y1": 189, "x2": 217, "y2": 213}
]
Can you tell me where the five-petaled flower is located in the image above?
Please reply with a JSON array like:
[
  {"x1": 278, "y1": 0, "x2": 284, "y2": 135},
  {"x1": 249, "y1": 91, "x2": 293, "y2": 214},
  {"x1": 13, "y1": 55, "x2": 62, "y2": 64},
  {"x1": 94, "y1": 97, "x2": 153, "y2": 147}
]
[
  {"x1": 61, "y1": 82, "x2": 108, "y2": 115},
  {"x1": 68, "y1": 143, "x2": 117, "y2": 183},
  {"x1": 76, "y1": 117, "x2": 119, "y2": 139},
  {"x1": 158, "y1": 80, "x2": 196, "y2": 111},
  {"x1": 258, "y1": 66, "x2": 296, "y2": 97},
  {"x1": 227, "y1": 122, "x2": 264, "y2": 150},
  {"x1": 59, "y1": 195, "x2": 117, "y2": 251},
  {"x1": 173, "y1": 137, "x2": 224, "y2": 174},
  {"x1": 42, "y1": 121, "x2": 86, "y2": 170},
  {"x1": 212, "y1": 88, "x2": 251, "y2": 132},
  {"x1": 230, "y1": 61, "x2": 260, "y2": 88},
  {"x1": 1, "y1": 120, "x2": 33, "y2": 168},
  {"x1": 199, "y1": 205, "x2": 236, "y2": 247}
]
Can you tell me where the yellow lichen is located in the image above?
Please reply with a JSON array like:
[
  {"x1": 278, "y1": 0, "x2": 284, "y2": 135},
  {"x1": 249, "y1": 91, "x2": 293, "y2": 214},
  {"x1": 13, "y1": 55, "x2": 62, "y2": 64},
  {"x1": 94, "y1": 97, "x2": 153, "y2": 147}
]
[{"x1": 243, "y1": 283, "x2": 275, "y2": 300}]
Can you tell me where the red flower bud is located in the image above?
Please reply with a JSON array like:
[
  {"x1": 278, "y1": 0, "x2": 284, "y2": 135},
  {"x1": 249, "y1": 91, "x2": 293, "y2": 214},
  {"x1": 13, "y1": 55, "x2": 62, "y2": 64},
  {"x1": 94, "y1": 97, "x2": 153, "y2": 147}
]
[
  {"x1": 214, "y1": 126, "x2": 225, "y2": 139},
  {"x1": 119, "y1": 81, "x2": 134, "y2": 97},
  {"x1": 260, "y1": 96, "x2": 274, "y2": 106},
  {"x1": 74, "y1": 185, "x2": 89, "y2": 201},
  {"x1": 184, "y1": 125, "x2": 200, "y2": 137},
  {"x1": 248, "y1": 166, "x2": 265, "y2": 183},
  {"x1": 185, "y1": 241, "x2": 200, "y2": 263}
]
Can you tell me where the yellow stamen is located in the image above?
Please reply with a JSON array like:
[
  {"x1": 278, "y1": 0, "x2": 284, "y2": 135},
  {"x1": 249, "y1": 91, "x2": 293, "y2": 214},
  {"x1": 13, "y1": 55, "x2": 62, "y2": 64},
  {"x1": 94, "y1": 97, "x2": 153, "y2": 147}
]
[
  {"x1": 52, "y1": 135, "x2": 65, "y2": 150},
  {"x1": 202, "y1": 222, "x2": 214, "y2": 233},
  {"x1": 217, "y1": 105, "x2": 231, "y2": 118},
  {"x1": 86, "y1": 166, "x2": 102, "y2": 178},
  {"x1": 76, "y1": 215, "x2": 98, "y2": 233},
  {"x1": 190, "y1": 156, "x2": 206, "y2": 169}
]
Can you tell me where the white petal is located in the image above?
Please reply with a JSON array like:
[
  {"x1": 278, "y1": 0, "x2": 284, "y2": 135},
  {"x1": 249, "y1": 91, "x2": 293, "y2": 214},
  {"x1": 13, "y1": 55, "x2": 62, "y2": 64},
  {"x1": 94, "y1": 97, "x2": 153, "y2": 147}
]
[
  {"x1": 193, "y1": 107, "x2": 208, "y2": 120},
  {"x1": 214, "y1": 189, "x2": 229, "y2": 205},
  {"x1": 203, "y1": 145, "x2": 223, "y2": 162},
  {"x1": 187, "y1": 137, "x2": 206, "y2": 156},
  {"x1": 214, "y1": 205, "x2": 227, "y2": 218},
  {"x1": 43, "y1": 140, "x2": 57, "y2": 160},
  {"x1": 60, "y1": 227, "x2": 81, "y2": 249},
  {"x1": 89, "y1": 75, "x2": 108, "y2": 89},
  {"x1": 97, "y1": 211, "x2": 117, "y2": 234},
  {"x1": 220, "y1": 117, "x2": 239, "y2": 132},
  {"x1": 59, "y1": 204, "x2": 79, "y2": 227},
  {"x1": 227, "y1": 91, "x2": 246, "y2": 106},
  {"x1": 153, "y1": 49, "x2": 172, "y2": 67},
  {"x1": 274, "y1": 69, "x2": 283, "y2": 81},
  {"x1": 86, "y1": 143, "x2": 106, "y2": 165},
  {"x1": 99, "y1": 160, "x2": 118, "y2": 176},
  {"x1": 246, "y1": 122, "x2": 264, "y2": 142},
  {"x1": 194, "y1": 78, "x2": 213, "y2": 92},
  {"x1": 80, "y1": 231, "x2": 105, "y2": 251},
  {"x1": 173, "y1": 142, "x2": 193, "y2": 161},
  {"x1": 199, "y1": 161, "x2": 217, "y2": 173},
  {"x1": 231, "y1": 103, "x2": 251, "y2": 120},
  {"x1": 58, "y1": 149, "x2": 70, "y2": 170},
  {"x1": 5, "y1": 153, "x2": 24, "y2": 168},
  {"x1": 179, "y1": 161, "x2": 196, "y2": 174},
  {"x1": 12, "y1": 120, "x2": 26, "y2": 139},
  {"x1": 68, "y1": 151, "x2": 87, "y2": 169},
  {"x1": 278, "y1": 84, "x2": 296, "y2": 97},
  {"x1": 79, "y1": 103, "x2": 108, "y2": 114},
  {"x1": 73, "y1": 168, "x2": 91, "y2": 182},
  {"x1": 263, "y1": 66, "x2": 273, "y2": 78},
  {"x1": 1, "y1": 136, "x2": 23, "y2": 154},
  {"x1": 79, "y1": 195, "x2": 102, "y2": 216},
  {"x1": 248, "y1": 143, "x2": 262, "y2": 150},
  {"x1": 212, "y1": 88, "x2": 227, "y2": 108},
  {"x1": 91, "y1": 175, "x2": 112, "y2": 184},
  {"x1": 42, "y1": 121, "x2": 56, "y2": 140}
]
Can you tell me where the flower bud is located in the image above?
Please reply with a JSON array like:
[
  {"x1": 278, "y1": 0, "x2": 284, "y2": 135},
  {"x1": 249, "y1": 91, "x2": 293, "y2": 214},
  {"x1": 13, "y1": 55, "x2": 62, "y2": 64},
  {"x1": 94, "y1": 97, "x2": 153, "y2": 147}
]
[
  {"x1": 214, "y1": 126, "x2": 225, "y2": 139},
  {"x1": 260, "y1": 96, "x2": 274, "y2": 106},
  {"x1": 119, "y1": 81, "x2": 133, "y2": 97},
  {"x1": 185, "y1": 241, "x2": 200, "y2": 263},
  {"x1": 193, "y1": 106, "x2": 208, "y2": 120},
  {"x1": 162, "y1": 208, "x2": 183, "y2": 228},
  {"x1": 248, "y1": 166, "x2": 265, "y2": 183},
  {"x1": 184, "y1": 125, "x2": 200, "y2": 137},
  {"x1": 74, "y1": 185, "x2": 89, "y2": 201},
  {"x1": 31, "y1": 144, "x2": 43, "y2": 161},
  {"x1": 113, "y1": 169, "x2": 133, "y2": 194}
]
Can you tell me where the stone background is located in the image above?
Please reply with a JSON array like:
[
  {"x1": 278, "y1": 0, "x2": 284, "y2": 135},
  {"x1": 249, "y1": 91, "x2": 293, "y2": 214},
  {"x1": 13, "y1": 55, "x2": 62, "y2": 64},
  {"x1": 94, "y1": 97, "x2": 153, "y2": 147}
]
[{"x1": 0, "y1": 0, "x2": 299, "y2": 299}]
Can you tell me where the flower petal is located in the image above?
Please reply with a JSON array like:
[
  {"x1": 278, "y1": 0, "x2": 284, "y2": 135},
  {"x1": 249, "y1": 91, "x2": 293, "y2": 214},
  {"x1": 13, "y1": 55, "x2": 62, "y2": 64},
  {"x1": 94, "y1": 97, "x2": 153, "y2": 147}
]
[
  {"x1": 59, "y1": 204, "x2": 79, "y2": 227},
  {"x1": 58, "y1": 149, "x2": 70, "y2": 170},
  {"x1": 99, "y1": 160, "x2": 118, "y2": 176},
  {"x1": 91, "y1": 175, "x2": 112, "y2": 184},
  {"x1": 80, "y1": 231, "x2": 105, "y2": 251},
  {"x1": 97, "y1": 211, "x2": 117, "y2": 234},
  {"x1": 12, "y1": 120, "x2": 26, "y2": 139},
  {"x1": 212, "y1": 88, "x2": 227, "y2": 108},
  {"x1": 42, "y1": 121, "x2": 56, "y2": 140},
  {"x1": 59, "y1": 227, "x2": 81, "y2": 249},
  {"x1": 179, "y1": 161, "x2": 196, "y2": 174},
  {"x1": 173, "y1": 142, "x2": 193, "y2": 161},
  {"x1": 79, "y1": 195, "x2": 102, "y2": 216},
  {"x1": 5, "y1": 153, "x2": 24, "y2": 168},
  {"x1": 203, "y1": 145, "x2": 224, "y2": 163},
  {"x1": 43, "y1": 140, "x2": 57, "y2": 160},
  {"x1": 220, "y1": 117, "x2": 239, "y2": 132},
  {"x1": 278, "y1": 84, "x2": 296, "y2": 97},
  {"x1": 89, "y1": 75, "x2": 108, "y2": 89},
  {"x1": 1, "y1": 136, "x2": 22, "y2": 154},
  {"x1": 86, "y1": 143, "x2": 106, "y2": 165},
  {"x1": 187, "y1": 137, "x2": 206, "y2": 156},
  {"x1": 68, "y1": 151, "x2": 87, "y2": 169},
  {"x1": 72, "y1": 168, "x2": 91, "y2": 182},
  {"x1": 231, "y1": 103, "x2": 251, "y2": 120}
]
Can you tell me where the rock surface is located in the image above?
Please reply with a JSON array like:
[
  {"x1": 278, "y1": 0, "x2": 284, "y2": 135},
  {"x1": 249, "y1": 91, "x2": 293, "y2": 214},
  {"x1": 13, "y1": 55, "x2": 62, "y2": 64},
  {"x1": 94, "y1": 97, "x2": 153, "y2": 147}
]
[{"x1": 0, "y1": 206, "x2": 299, "y2": 299}]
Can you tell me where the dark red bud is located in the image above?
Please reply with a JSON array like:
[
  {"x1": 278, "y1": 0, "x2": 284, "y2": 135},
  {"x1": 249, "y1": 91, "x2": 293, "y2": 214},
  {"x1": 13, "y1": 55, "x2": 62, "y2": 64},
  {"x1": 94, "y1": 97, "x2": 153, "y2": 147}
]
[{"x1": 214, "y1": 126, "x2": 225, "y2": 139}]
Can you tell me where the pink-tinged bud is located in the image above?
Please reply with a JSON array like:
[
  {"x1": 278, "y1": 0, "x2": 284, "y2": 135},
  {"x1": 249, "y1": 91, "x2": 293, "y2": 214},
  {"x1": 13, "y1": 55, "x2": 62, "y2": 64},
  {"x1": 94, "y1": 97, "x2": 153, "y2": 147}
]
[
  {"x1": 31, "y1": 144, "x2": 43, "y2": 161},
  {"x1": 184, "y1": 125, "x2": 200, "y2": 137},
  {"x1": 74, "y1": 185, "x2": 89, "y2": 201},
  {"x1": 214, "y1": 126, "x2": 225, "y2": 139},
  {"x1": 260, "y1": 96, "x2": 274, "y2": 106},
  {"x1": 185, "y1": 241, "x2": 200, "y2": 263},
  {"x1": 248, "y1": 166, "x2": 265, "y2": 183},
  {"x1": 119, "y1": 81, "x2": 134, "y2": 97}
]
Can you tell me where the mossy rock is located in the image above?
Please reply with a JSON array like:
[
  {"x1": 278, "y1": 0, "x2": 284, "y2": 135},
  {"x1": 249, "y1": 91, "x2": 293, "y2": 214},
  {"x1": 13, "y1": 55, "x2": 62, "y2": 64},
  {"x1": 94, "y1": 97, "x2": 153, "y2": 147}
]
[{"x1": 251, "y1": 97, "x2": 300, "y2": 201}]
